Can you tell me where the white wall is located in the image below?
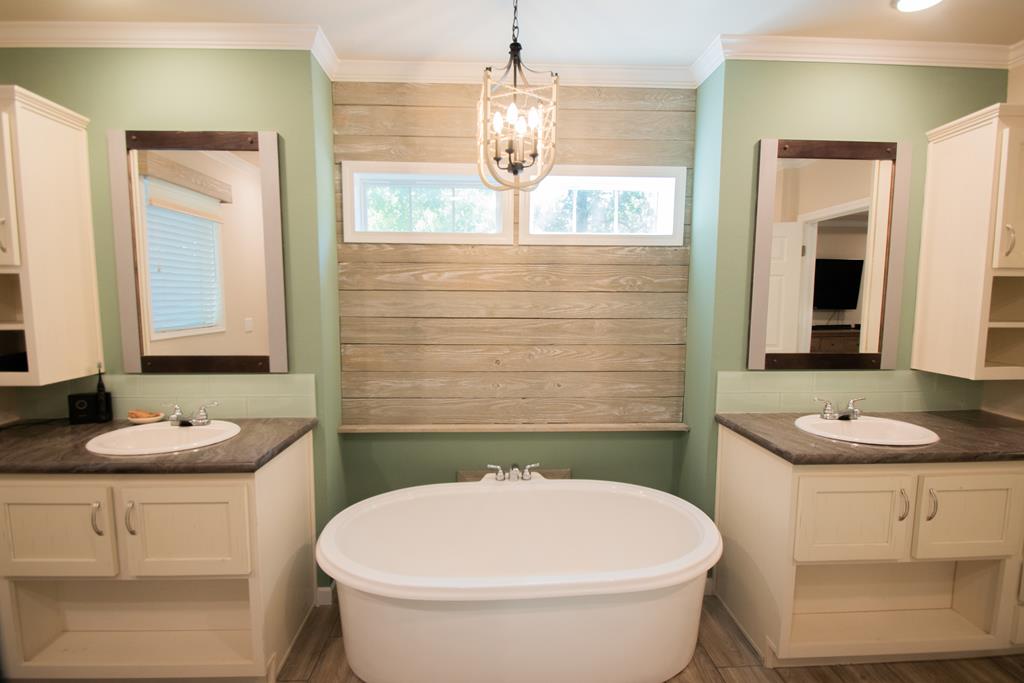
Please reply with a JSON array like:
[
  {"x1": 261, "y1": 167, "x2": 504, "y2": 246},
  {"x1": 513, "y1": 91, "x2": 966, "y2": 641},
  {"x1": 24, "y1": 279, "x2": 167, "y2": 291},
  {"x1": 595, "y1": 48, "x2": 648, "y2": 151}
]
[
  {"x1": 140, "y1": 150, "x2": 269, "y2": 357},
  {"x1": 1009, "y1": 65, "x2": 1024, "y2": 105}
]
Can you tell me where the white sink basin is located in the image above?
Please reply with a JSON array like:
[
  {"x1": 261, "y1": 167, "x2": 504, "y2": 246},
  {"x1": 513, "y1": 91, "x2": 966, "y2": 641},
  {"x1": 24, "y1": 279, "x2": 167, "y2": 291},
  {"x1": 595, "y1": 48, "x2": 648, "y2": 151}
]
[
  {"x1": 86, "y1": 420, "x2": 241, "y2": 456},
  {"x1": 794, "y1": 414, "x2": 940, "y2": 446}
]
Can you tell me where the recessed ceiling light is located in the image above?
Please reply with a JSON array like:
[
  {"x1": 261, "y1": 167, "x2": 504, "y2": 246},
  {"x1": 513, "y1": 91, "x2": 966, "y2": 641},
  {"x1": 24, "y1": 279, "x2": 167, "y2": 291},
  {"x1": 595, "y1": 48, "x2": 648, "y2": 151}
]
[{"x1": 892, "y1": 0, "x2": 944, "y2": 12}]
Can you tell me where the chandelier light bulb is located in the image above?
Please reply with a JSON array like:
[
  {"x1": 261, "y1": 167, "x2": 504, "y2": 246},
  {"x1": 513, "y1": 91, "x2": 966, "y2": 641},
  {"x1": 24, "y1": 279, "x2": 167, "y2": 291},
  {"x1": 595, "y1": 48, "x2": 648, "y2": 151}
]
[
  {"x1": 491, "y1": 111, "x2": 504, "y2": 134},
  {"x1": 507, "y1": 102, "x2": 519, "y2": 123},
  {"x1": 515, "y1": 116, "x2": 527, "y2": 136},
  {"x1": 527, "y1": 106, "x2": 540, "y2": 129}
]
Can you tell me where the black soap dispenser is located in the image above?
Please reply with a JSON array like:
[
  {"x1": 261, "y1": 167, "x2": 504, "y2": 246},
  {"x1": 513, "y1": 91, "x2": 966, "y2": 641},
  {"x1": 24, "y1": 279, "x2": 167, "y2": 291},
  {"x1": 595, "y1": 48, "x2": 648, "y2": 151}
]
[{"x1": 68, "y1": 364, "x2": 113, "y2": 424}]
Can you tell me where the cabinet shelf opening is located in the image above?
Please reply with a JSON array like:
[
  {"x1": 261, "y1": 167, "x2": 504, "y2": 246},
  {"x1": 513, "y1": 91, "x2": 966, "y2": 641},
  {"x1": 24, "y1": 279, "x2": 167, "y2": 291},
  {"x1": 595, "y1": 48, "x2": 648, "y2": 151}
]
[
  {"x1": 0, "y1": 330, "x2": 27, "y2": 372},
  {"x1": 786, "y1": 560, "x2": 1001, "y2": 659},
  {"x1": 989, "y1": 276, "x2": 1024, "y2": 324},
  {"x1": 984, "y1": 327, "x2": 1024, "y2": 368},
  {"x1": 0, "y1": 274, "x2": 22, "y2": 325}
]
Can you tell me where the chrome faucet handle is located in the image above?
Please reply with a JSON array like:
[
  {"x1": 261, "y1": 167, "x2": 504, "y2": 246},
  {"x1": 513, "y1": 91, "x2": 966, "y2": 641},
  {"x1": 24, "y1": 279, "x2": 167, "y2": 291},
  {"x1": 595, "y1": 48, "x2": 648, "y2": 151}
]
[
  {"x1": 814, "y1": 397, "x2": 837, "y2": 420},
  {"x1": 190, "y1": 401, "x2": 219, "y2": 426},
  {"x1": 522, "y1": 463, "x2": 541, "y2": 480},
  {"x1": 163, "y1": 403, "x2": 185, "y2": 425},
  {"x1": 485, "y1": 464, "x2": 506, "y2": 481},
  {"x1": 509, "y1": 463, "x2": 522, "y2": 481},
  {"x1": 846, "y1": 397, "x2": 866, "y2": 420}
]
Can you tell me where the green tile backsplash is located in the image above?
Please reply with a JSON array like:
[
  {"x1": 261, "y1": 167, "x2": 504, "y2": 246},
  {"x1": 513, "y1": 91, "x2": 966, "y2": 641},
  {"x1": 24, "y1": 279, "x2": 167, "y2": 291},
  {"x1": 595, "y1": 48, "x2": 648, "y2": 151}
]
[{"x1": 717, "y1": 370, "x2": 983, "y2": 414}]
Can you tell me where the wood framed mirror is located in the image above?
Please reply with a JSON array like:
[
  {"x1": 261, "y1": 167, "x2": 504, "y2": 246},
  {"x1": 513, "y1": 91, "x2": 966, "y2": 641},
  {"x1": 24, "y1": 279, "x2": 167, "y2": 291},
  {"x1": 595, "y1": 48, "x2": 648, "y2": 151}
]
[
  {"x1": 747, "y1": 139, "x2": 911, "y2": 370},
  {"x1": 107, "y1": 130, "x2": 287, "y2": 373}
]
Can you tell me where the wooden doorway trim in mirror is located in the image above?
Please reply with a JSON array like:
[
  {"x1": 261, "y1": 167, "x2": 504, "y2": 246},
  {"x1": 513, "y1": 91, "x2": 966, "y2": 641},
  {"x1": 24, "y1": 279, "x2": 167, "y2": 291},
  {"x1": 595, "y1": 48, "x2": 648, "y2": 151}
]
[{"x1": 747, "y1": 138, "x2": 912, "y2": 371}]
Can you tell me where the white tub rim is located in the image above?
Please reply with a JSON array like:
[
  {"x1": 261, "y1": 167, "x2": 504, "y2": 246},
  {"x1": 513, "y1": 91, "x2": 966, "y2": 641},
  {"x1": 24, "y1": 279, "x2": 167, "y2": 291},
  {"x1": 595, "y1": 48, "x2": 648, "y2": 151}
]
[{"x1": 316, "y1": 477, "x2": 722, "y2": 602}]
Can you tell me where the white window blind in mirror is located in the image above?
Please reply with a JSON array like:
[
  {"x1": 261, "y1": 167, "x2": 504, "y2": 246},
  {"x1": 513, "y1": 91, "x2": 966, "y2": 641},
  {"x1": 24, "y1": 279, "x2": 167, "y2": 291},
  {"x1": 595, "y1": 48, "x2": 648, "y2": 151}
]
[
  {"x1": 140, "y1": 178, "x2": 225, "y2": 340},
  {"x1": 342, "y1": 161, "x2": 513, "y2": 244}
]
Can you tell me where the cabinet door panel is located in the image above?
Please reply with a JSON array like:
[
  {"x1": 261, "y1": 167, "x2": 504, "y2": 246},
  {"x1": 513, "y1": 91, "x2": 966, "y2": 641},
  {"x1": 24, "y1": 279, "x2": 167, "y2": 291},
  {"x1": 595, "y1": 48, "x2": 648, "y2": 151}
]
[
  {"x1": 0, "y1": 484, "x2": 116, "y2": 576},
  {"x1": 994, "y1": 126, "x2": 1024, "y2": 269},
  {"x1": 912, "y1": 473, "x2": 1024, "y2": 559},
  {"x1": 0, "y1": 112, "x2": 20, "y2": 267},
  {"x1": 795, "y1": 474, "x2": 915, "y2": 562},
  {"x1": 116, "y1": 484, "x2": 250, "y2": 577}
]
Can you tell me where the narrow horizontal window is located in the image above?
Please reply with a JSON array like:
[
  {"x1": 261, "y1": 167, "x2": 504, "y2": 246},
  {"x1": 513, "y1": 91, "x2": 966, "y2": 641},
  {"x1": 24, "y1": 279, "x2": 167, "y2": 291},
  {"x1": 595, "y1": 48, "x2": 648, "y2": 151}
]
[
  {"x1": 521, "y1": 166, "x2": 686, "y2": 246},
  {"x1": 342, "y1": 161, "x2": 513, "y2": 244}
]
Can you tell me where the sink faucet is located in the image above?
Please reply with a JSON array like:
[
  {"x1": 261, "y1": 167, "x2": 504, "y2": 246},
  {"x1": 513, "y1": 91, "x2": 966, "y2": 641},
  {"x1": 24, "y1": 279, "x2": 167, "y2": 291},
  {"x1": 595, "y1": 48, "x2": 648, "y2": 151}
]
[
  {"x1": 815, "y1": 397, "x2": 865, "y2": 420},
  {"x1": 190, "y1": 401, "x2": 219, "y2": 426},
  {"x1": 166, "y1": 404, "x2": 185, "y2": 426}
]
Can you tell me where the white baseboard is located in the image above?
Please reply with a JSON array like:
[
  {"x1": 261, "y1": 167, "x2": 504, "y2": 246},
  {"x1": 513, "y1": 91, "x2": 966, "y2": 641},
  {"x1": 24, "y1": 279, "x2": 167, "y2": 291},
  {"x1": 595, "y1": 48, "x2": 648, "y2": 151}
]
[{"x1": 315, "y1": 583, "x2": 336, "y2": 606}]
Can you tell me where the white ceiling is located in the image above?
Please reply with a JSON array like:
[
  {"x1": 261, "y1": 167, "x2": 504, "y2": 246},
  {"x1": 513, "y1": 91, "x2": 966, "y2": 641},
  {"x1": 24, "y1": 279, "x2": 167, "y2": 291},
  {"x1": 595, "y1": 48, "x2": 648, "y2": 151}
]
[{"x1": 1, "y1": 0, "x2": 1022, "y2": 67}]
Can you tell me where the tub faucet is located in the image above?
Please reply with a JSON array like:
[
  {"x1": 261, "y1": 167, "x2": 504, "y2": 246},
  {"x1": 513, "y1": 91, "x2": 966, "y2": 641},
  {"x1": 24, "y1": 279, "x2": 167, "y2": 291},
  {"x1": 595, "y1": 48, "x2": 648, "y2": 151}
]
[
  {"x1": 509, "y1": 463, "x2": 521, "y2": 481},
  {"x1": 522, "y1": 463, "x2": 541, "y2": 480},
  {"x1": 486, "y1": 464, "x2": 506, "y2": 481}
]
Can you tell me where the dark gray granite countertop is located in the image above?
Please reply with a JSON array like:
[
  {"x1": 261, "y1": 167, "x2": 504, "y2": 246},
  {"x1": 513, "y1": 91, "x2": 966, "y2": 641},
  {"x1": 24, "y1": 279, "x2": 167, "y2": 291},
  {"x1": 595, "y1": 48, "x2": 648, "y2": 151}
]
[
  {"x1": 0, "y1": 417, "x2": 317, "y2": 474},
  {"x1": 715, "y1": 411, "x2": 1024, "y2": 465}
]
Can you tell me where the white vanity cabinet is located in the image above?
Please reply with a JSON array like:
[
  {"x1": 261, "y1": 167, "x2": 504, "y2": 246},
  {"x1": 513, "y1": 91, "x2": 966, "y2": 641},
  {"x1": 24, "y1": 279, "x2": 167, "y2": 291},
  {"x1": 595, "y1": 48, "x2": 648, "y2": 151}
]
[
  {"x1": 913, "y1": 103, "x2": 1024, "y2": 380},
  {"x1": 0, "y1": 86, "x2": 102, "y2": 386},
  {"x1": 716, "y1": 426, "x2": 1024, "y2": 664},
  {"x1": 0, "y1": 433, "x2": 315, "y2": 681}
]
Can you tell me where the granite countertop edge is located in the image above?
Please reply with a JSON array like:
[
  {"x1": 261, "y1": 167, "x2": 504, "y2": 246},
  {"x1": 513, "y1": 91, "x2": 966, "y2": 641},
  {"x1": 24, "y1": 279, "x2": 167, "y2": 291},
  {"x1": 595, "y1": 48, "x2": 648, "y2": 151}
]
[
  {"x1": 0, "y1": 417, "x2": 318, "y2": 475},
  {"x1": 715, "y1": 410, "x2": 1024, "y2": 466}
]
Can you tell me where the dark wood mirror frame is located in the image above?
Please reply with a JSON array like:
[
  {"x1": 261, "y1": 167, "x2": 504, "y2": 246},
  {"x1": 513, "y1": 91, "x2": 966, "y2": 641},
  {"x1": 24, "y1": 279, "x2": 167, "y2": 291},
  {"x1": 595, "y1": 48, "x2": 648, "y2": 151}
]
[
  {"x1": 107, "y1": 130, "x2": 288, "y2": 374},
  {"x1": 747, "y1": 139, "x2": 912, "y2": 371}
]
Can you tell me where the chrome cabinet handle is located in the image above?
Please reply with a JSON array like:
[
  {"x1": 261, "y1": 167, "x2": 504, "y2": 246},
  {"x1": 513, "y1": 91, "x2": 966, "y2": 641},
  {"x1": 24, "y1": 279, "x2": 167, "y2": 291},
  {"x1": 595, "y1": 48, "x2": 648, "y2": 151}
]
[
  {"x1": 90, "y1": 502, "x2": 104, "y2": 536},
  {"x1": 1005, "y1": 224, "x2": 1016, "y2": 256},
  {"x1": 926, "y1": 488, "x2": 939, "y2": 521},
  {"x1": 898, "y1": 488, "x2": 910, "y2": 522},
  {"x1": 124, "y1": 500, "x2": 138, "y2": 535}
]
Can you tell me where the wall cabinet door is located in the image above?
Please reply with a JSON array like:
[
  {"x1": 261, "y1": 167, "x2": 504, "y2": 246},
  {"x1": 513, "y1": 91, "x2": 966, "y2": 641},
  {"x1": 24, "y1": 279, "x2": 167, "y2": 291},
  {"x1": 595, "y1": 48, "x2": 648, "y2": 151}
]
[
  {"x1": 794, "y1": 474, "x2": 916, "y2": 562},
  {"x1": 116, "y1": 484, "x2": 251, "y2": 577},
  {"x1": 0, "y1": 484, "x2": 116, "y2": 577},
  {"x1": 912, "y1": 473, "x2": 1024, "y2": 560},
  {"x1": 994, "y1": 126, "x2": 1024, "y2": 269}
]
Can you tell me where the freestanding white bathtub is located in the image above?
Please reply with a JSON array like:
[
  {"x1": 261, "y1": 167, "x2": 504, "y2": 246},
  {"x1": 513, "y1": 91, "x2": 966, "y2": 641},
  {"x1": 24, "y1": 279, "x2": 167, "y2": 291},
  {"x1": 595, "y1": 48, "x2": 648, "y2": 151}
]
[{"x1": 316, "y1": 475, "x2": 722, "y2": 683}]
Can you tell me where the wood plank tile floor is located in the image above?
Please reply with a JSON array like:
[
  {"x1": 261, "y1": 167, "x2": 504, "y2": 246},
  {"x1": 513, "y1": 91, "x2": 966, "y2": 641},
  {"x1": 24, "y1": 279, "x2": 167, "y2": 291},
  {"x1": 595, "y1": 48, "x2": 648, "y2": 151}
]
[{"x1": 281, "y1": 596, "x2": 1024, "y2": 683}]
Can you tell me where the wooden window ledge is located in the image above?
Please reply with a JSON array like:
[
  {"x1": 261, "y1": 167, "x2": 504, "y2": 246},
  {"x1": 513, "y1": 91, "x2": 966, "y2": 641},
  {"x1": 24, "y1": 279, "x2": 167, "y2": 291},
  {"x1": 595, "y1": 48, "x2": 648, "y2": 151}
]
[{"x1": 338, "y1": 423, "x2": 689, "y2": 434}]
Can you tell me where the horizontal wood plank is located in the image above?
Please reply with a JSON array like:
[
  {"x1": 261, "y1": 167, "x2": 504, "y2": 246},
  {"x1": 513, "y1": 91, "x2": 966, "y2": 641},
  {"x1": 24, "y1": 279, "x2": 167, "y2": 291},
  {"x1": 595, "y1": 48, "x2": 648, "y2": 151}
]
[
  {"x1": 340, "y1": 318, "x2": 686, "y2": 345},
  {"x1": 337, "y1": 243, "x2": 690, "y2": 265},
  {"x1": 341, "y1": 371, "x2": 685, "y2": 398},
  {"x1": 341, "y1": 397, "x2": 683, "y2": 425},
  {"x1": 341, "y1": 344, "x2": 684, "y2": 372},
  {"x1": 340, "y1": 291, "x2": 686, "y2": 318},
  {"x1": 334, "y1": 135, "x2": 694, "y2": 166},
  {"x1": 332, "y1": 82, "x2": 695, "y2": 111},
  {"x1": 339, "y1": 422, "x2": 689, "y2": 433},
  {"x1": 338, "y1": 263, "x2": 687, "y2": 292},
  {"x1": 334, "y1": 106, "x2": 695, "y2": 141},
  {"x1": 137, "y1": 151, "x2": 232, "y2": 203}
]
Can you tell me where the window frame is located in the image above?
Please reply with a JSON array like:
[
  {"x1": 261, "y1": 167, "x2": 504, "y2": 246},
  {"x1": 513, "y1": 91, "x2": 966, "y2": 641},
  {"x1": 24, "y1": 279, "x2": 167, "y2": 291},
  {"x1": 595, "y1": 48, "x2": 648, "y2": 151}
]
[
  {"x1": 518, "y1": 165, "x2": 687, "y2": 246},
  {"x1": 134, "y1": 177, "x2": 227, "y2": 343},
  {"x1": 341, "y1": 160, "x2": 515, "y2": 245}
]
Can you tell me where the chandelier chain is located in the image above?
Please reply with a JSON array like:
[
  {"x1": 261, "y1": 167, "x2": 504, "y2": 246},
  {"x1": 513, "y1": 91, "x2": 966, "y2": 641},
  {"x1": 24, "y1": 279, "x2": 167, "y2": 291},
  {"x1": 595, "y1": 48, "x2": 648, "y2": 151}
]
[{"x1": 511, "y1": 0, "x2": 519, "y2": 42}]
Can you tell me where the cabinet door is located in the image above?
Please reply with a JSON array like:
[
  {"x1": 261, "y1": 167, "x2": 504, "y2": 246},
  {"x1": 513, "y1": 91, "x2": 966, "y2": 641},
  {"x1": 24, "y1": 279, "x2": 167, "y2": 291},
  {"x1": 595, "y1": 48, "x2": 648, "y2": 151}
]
[
  {"x1": 994, "y1": 126, "x2": 1024, "y2": 269},
  {"x1": 116, "y1": 484, "x2": 251, "y2": 577},
  {"x1": 795, "y1": 474, "x2": 916, "y2": 562},
  {"x1": 912, "y1": 473, "x2": 1024, "y2": 559},
  {"x1": 0, "y1": 484, "x2": 116, "y2": 576},
  {"x1": 0, "y1": 112, "x2": 19, "y2": 267}
]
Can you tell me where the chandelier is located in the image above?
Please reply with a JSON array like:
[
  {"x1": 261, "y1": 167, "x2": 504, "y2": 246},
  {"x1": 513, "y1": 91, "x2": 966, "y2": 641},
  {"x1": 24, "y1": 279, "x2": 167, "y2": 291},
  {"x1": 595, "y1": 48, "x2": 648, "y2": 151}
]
[{"x1": 477, "y1": 0, "x2": 558, "y2": 192}]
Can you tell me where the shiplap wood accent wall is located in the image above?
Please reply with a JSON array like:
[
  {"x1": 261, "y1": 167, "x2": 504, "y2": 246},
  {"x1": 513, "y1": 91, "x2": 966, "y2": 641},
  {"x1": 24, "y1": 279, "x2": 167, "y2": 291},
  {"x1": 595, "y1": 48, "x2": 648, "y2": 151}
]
[{"x1": 334, "y1": 82, "x2": 694, "y2": 432}]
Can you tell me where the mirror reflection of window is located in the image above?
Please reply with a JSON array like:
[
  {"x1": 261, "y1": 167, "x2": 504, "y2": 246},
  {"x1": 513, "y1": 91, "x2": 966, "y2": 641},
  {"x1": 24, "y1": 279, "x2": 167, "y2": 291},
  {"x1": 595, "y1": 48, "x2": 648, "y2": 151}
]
[
  {"x1": 128, "y1": 149, "x2": 268, "y2": 359},
  {"x1": 764, "y1": 158, "x2": 893, "y2": 356}
]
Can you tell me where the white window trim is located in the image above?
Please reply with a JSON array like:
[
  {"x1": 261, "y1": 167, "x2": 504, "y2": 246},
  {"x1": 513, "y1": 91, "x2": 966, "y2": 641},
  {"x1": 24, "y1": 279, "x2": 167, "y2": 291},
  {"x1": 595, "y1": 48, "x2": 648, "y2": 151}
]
[
  {"x1": 518, "y1": 165, "x2": 687, "y2": 246},
  {"x1": 341, "y1": 160, "x2": 515, "y2": 245}
]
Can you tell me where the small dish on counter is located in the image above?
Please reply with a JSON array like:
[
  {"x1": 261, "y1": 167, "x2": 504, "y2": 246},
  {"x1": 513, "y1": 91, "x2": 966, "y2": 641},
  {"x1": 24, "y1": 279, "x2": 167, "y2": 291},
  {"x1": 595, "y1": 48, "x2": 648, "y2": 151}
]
[{"x1": 127, "y1": 410, "x2": 164, "y2": 425}]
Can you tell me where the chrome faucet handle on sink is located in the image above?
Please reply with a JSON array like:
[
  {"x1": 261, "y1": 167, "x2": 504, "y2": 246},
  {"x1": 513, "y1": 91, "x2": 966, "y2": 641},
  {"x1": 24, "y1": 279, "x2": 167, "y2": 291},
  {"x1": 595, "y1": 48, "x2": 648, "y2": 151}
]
[
  {"x1": 842, "y1": 397, "x2": 866, "y2": 421},
  {"x1": 522, "y1": 463, "x2": 541, "y2": 480},
  {"x1": 485, "y1": 464, "x2": 506, "y2": 481},
  {"x1": 163, "y1": 403, "x2": 185, "y2": 426},
  {"x1": 814, "y1": 397, "x2": 837, "y2": 420},
  {"x1": 190, "y1": 401, "x2": 219, "y2": 427}
]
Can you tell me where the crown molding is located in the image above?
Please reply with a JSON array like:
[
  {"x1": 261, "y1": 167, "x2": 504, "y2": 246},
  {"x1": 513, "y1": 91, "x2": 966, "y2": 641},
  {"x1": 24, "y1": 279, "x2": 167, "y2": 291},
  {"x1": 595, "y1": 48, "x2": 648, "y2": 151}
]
[
  {"x1": 691, "y1": 36, "x2": 726, "y2": 85},
  {"x1": 1010, "y1": 39, "x2": 1024, "y2": 69},
  {"x1": 328, "y1": 57, "x2": 694, "y2": 88}
]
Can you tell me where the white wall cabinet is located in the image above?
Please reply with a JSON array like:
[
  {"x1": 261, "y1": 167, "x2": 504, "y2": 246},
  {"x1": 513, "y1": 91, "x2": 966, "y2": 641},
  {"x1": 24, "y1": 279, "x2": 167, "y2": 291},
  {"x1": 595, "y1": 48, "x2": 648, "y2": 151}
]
[
  {"x1": 716, "y1": 426, "x2": 1024, "y2": 664},
  {"x1": 0, "y1": 86, "x2": 102, "y2": 386},
  {"x1": 913, "y1": 103, "x2": 1024, "y2": 380},
  {"x1": 0, "y1": 434, "x2": 315, "y2": 681}
]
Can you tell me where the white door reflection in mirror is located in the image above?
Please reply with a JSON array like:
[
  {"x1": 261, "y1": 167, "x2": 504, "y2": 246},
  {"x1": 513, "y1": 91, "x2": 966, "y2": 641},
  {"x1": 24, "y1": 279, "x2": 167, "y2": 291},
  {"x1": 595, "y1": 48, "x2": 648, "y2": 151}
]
[{"x1": 766, "y1": 158, "x2": 894, "y2": 355}]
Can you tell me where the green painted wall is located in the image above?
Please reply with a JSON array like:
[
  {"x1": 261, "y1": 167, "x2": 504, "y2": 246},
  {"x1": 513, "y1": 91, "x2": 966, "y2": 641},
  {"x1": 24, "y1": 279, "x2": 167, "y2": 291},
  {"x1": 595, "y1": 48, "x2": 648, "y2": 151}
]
[
  {"x1": 681, "y1": 61, "x2": 1008, "y2": 512},
  {"x1": 0, "y1": 49, "x2": 344, "y2": 555}
]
